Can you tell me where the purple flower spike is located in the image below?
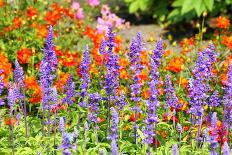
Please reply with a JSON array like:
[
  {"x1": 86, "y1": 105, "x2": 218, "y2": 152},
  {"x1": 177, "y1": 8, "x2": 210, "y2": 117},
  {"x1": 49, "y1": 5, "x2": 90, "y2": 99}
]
[
  {"x1": 80, "y1": 45, "x2": 91, "y2": 107},
  {"x1": 14, "y1": 60, "x2": 25, "y2": 88},
  {"x1": 209, "y1": 112, "x2": 218, "y2": 155},
  {"x1": 172, "y1": 144, "x2": 178, "y2": 155},
  {"x1": 208, "y1": 91, "x2": 220, "y2": 107},
  {"x1": 223, "y1": 142, "x2": 231, "y2": 155},
  {"x1": 63, "y1": 75, "x2": 76, "y2": 105},
  {"x1": 88, "y1": 93, "x2": 102, "y2": 124},
  {"x1": 43, "y1": 25, "x2": 58, "y2": 70},
  {"x1": 111, "y1": 139, "x2": 118, "y2": 155}
]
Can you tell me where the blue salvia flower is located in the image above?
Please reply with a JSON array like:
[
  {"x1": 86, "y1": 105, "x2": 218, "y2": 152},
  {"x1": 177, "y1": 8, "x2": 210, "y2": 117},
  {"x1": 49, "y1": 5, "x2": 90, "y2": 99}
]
[
  {"x1": 14, "y1": 60, "x2": 25, "y2": 88},
  {"x1": 99, "y1": 39, "x2": 107, "y2": 56},
  {"x1": 80, "y1": 45, "x2": 91, "y2": 107},
  {"x1": 99, "y1": 148, "x2": 105, "y2": 155},
  {"x1": 177, "y1": 123, "x2": 183, "y2": 133},
  {"x1": 165, "y1": 75, "x2": 179, "y2": 109},
  {"x1": 16, "y1": 113, "x2": 21, "y2": 126},
  {"x1": 110, "y1": 107, "x2": 119, "y2": 140},
  {"x1": 60, "y1": 133, "x2": 74, "y2": 155},
  {"x1": 144, "y1": 39, "x2": 163, "y2": 147},
  {"x1": 223, "y1": 142, "x2": 231, "y2": 155},
  {"x1": 115, "y1": 94, "x2": 127, "y2": 110},
  {"x1": 7, "y1": 83, "x2": 15, "y2": 114},
  {"x1": 39, "y1": 59, "x2": 54, "y2": 109},
  {"x1": 208, "y1": 91, "x2": 220, "y2": 107},
  {"x1": 222, "y1": 62, "x2": 232, "y2": 134},
  {"x1": 151, "y1": 39, "x2": 163, "y2": 67},
  {"x1": 209, "y1": 112, "x2": 218, "y2": 155},
  {"x1": 172, "y1": 144, "x2": 178, "y2": 155},
  {"x1": 104, "y1": 27, "x2": 119, "y2": 97},
  {"x1": 43, "y1": 25, "x2": 58, "y2": 71},
  {"x1": 59, "y1": 117, "x2": 65, "y2": 134},
  {"x1": 143, "y1": 80, "x2": 159, "y2": 145},
  {"x1": 129, "y1": 33, "x2": 143, "y2": 145},
  {"x1": 111, "y1": 139, "x2": 118, "y2": 155},
  {"x1": 106, "y1": 26, "x2": 115, "y2": 57},
  {"x1": 88, "y1": 93, "x2": 102, "y2": 124},
  {"x1": 62, "y1": 75, "x2": 75, "y2": 105}
]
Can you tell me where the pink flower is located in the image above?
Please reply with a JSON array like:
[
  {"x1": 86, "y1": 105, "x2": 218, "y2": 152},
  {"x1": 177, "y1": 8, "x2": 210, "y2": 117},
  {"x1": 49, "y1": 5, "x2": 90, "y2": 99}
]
[
  {"x1": 76, "y1": 8, "x2": 84, "y2": 19},
  {"x1": 101, "y1": 4, "x2": 110, "y2": 15},
  {"x1": 87, "y1": 0, "x2": 100, "y2": 7},
  {"x1": 71, "y1": 2, "x2": 80, "y2": 10}
]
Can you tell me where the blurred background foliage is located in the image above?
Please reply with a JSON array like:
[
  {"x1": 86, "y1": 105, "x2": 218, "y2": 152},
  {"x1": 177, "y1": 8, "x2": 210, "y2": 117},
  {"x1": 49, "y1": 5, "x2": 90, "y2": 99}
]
[{"x1": 123, "y1": 0, "x2": 232, "y2": 26}]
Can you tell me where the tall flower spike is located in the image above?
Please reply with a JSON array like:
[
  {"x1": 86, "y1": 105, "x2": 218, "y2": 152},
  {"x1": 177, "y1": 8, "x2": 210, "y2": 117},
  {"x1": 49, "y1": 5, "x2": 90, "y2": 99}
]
[
  {"x1": 209, "y1": 112, "x2": 218, "y2": 155},
  {"x1": 62, "y1": 74, "x2": 75, "y2": 105},
  {"x1": 208, "y1": 91, "x2": 220, "y2": 107},
  {"x1": 111, "y1": 139, "x2": 118, "y2": 155},
  {"x1": 88, "y1": 93, "x2": 102, "y2": 124},
  {"x1": 14, "y1": 60, "x2": 24, "y2": 88},
  {"x1": 172, "y1": 144, "x2": 179, "y2": 155},
  {"x1": 80, "y1": 45, "x2": 91, "y2": 107},
  {"x1": 43, "y1": 25, "x2": 58, "y2": 70},
  {"x1": 165, "y1": 75, "x2": 179, "y2": 109},
  {"x1": 0, "y1": 69, "x2": 4, "y2": 106},
  {"x1": 59, "y1": 117, "x2": 65, "y2": 134},
  {"x1": 223, "y1": 142, "x2": 231, "y2": 155},
  {"x1": 110, "y1": 107, "x2": 119, "y2": 140},
  {"x1": 7, "y1": 83, "x2": 15, "y2": 113}
]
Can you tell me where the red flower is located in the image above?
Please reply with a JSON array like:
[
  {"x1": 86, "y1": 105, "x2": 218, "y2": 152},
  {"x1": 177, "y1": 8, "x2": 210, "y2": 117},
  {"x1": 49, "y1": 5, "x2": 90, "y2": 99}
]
[
  {"x1": 17, "y1": 47, "x2": 32, "y2": 64},
  {"x1": 216, "y1": 16, "x2": 230, "y2": 29},
  {"x1": 27, "y1": 6, "x2": 38, "y2": 19}
]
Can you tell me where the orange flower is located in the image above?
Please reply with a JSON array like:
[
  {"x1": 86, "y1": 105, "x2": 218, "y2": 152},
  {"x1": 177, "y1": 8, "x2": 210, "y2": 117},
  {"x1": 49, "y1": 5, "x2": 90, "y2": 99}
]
[
  {"x1": 222, "y1": 35, "x2": 232, "y2": 50},
  {"x1": 216, "y1": 16, "x2": 230, "y2": 29},
  {"x1": 55, "y1": 72, "x2": 70, "y2": 89},
  {"x1": 36, "y1": 25, "x2": 48, "y2": 38},
  {"x1": 27, "y1": 6, "x2": 38, "y2": 19},
  {"x1": 17, "y1": 47, "x2": 32, "y2": 64},
  {"x1": 0, "y1": 0, "x2": 5, "y2": 7},
  {"x1": 25, "y1": 76, "x2": 42, "y2": 104},
  {"x1": 177, "y1": 77, "x2": 188, "y2": 88},
  {"x1": 139, "y1": 70, "x2": 148, "y2": 83},
  {"x1": 12, "y1": 17, "x2": 22, "y2": 28},
  {"x1": 119, "y1": 69, "x2": 129, "y2": 80},
  {"x1": 141, "y1": 89, "x2": 150, "y2": 99},
  {"x1": 5, "y1": 117, "x2": 17, "y2": 126},
  {"x1": 163, "y1": 50, "x2": 172, "y2": 57},
  {"x1": 165, "y1": 57, "x2": 184, "y2": 73},
  {"x1": 0, "y1": 52, "x2": 12, "y2": 84},
  {"x1": 119, "y1": 57, "x2": 129, "y2": 68},
  {"x1": 140, "y1": 50, "x2": 149, "y2": 66}
]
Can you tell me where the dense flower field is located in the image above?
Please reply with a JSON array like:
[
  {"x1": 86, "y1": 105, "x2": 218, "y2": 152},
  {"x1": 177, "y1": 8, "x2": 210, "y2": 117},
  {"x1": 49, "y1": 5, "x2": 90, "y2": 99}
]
[{"x1": 0, "y1": 0, "x2": 232, "y2": 155}]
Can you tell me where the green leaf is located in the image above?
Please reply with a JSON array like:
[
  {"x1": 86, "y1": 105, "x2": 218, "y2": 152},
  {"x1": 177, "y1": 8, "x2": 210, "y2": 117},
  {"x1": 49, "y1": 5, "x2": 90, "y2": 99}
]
[
  {"x1": 204, "y1": 0, "x2": 214, "y2": 11},
  {"x1": 129, "y1": 1, "x2": 140, "y2": 13},
  {"x1": 181, "y1": 0, "x2": 194, "y2": 15},
  {"x1": 168, "y1": 9, "x2": 180, "y2": 20},
  {"x1": 194, "y1": 0, "x2": 206, "y2": 16},
  {"x1": 172, "y1": 0, "x2": 184, "y2": 7},
  {"x1": 139, "y1": 0, "x2": 148, "y2": 11}
]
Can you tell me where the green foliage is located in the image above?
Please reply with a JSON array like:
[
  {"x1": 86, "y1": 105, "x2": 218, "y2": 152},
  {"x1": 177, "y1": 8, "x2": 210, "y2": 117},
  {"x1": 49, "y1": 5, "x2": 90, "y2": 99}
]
[{"x1": 124, "y1": 0, "x2": 232, "y2": 24}]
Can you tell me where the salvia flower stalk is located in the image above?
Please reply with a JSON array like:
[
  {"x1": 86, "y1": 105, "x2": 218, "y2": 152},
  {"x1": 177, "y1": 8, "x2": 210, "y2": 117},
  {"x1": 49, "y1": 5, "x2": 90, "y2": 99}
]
[
  {"x1": 129, "y1": 32, "x2": 143, "y2": 145},
  {"x1": 80, "y1": 45, "x2": 91, "y2": 107},
  {"x1": 8, "y1": 83, "x2": 15, "y2": 155},
  {"x1": 14, "y1": 60, "x2": 28, "y2": 139},
  {"x1": 39, "y1": 26, "x2": 57, "y2": 137},
  {"x1": 209, "y1": 112, "x2": 218, "y2": 155},
  {"x1": 110, "y1": 108, "x2": 119, "y2": 155},
  {"x1": 62, "y1": 74, "x2": 76, "y2": 105},
  {"x1": 172, "y1": 144, "x2": 179, "y2": 155}
]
